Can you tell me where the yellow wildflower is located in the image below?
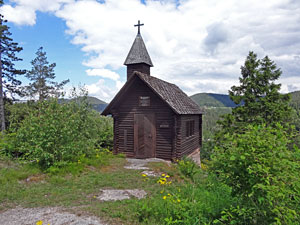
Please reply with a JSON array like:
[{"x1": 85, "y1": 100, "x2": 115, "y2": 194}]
[
  {"x1": 142, "y1": 174, "x2": 147, "y2": 177},
  {"x1": 160, "y1": 190, "x2": 164, "y2": 194},
  {"x1": 163, "y1": 196, "x2": 167, "y2": 200},
  {"x1": 177, "y1": 199, "x2": 181, "y2": 203},
  {"x1": 165, "y1": 175, "x2": 170, "y2": 178},
  {"x1": 162, "y1": 173, "x2": 166, "y2": 177},
  {"x1": 36, "y1": 221, "x2": 43, "y2": 225}
]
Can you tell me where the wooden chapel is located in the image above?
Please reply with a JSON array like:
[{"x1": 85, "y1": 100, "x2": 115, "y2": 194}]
[{"x1": 102, "y1": 21, "x2": 203, "y2": 160}]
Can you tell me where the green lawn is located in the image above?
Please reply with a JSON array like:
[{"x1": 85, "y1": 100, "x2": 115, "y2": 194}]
[{"x1": 0, "y1": 154, "x2": 186, "y2": 225}]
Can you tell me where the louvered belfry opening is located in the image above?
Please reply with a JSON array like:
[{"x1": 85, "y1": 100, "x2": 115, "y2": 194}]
[{"x1": 124, "y1": 25, "x2": 153, "y2": 80}]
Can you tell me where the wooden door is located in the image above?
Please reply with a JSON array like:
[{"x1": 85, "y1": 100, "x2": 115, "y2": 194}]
[{"x1": 134, "y1": 114, "x2": 156, "y2": 158}]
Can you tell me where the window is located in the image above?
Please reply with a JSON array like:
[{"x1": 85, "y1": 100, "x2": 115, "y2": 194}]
[
  {"x1": 186, "y1": 120, "x2": 195, "y2": 137},
  {"x1": 139, "y1": 96, "x2": 150, "y2": 106}
]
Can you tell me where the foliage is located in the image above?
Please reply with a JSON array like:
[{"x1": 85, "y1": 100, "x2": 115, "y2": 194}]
[
  {"x1": 200, "y1": 139, "x2": 215, "y2": 161},
  {"x1": 211, "y1": 124, "x2": 300, "y2": 224},
  {"x1": 202, "y1": 107, "x2": 232, "y2": 140},
  {"x1": 289, "y1": 90, "x2": 300, "y2": 110},
  {"x1": 0, "y1": 11, "x2": 26, "y2": 131},
  {"x1": 5, "y1": 100, "x2": 36, "y2": 131},
  {"x1": 138, "y1": 173, "x2": 234, "y2": 225},
  {"x1": 0, "y1": 13, "x2": 26, "y2": 98},
  {"x1": 6, "y1": 97, "x2": 112, "y2": 168},
  {"x1": 199, "y1": 107, "x2": 232, "y2": 161},
  {"x1": 0, "y1": 132, "x2": 19, "y2": 158},
  {"x1": 218, "y1": 52, "x2": 292, "y2": 135},
  {"x1": 176, "y1": 157, "x2": 198, "y2": 181},
  {"x1": 24, "y1": 47, "x2": 69, "y2": 101}
]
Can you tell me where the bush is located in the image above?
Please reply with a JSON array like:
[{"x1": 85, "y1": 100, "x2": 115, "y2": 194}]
[
  {"x1": 137, "y1": 173, "x2": 234, "y2": 224},
  {"x1": 200, "y1": 139, "x2": 215, "y2": 161},
  {"x1": 210, "y1": 124, "x2": 300, "y2": 224},
  {"x1": 177, "y1": 157, "x2": 198, "y2": 181},
  {"x1": 9, "y1": 98, "x2": 112, "y2": 168},
  {"x1": 5, "y1": 101, "x2": 37, "y2": 132}
]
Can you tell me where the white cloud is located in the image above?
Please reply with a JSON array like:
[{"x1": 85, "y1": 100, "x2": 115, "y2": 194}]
[
  {"x1": 0, "y1": 4, "x2": 36, "y2": 25},
  {"x1": 86, "y1": 68, "x2": 120, "y2": 81},
  {"x1": 2, "y1": 0, "x2": 300, "y2": 100},
  {"x1": 0, "y1": 0, "x2": 73, "y2": 25},
  {"x1": 84, "y1": 79, "x2": 120, "y2": 102}
]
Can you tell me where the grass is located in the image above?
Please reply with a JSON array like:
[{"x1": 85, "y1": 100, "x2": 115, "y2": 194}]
[
  {"x1": 0, "y1": 154, "x2": 234, "y2": 224},
  {"x1": 0, "y1": 154, "x2": 184, "y2": 224}
]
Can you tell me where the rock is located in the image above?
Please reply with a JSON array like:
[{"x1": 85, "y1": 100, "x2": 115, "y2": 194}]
[
  {"x1": 0, "y1": 207, "x2": 106, "y2": 225},
  {"x1": 141, "y1": 170, "x2": 160, "y2": 177},
  {"x1": 97, "y1": 189, "x2": 147, "y2": 201},
  {"x1": 124, "y1": 158, "x2": 171, "y2": 170}
]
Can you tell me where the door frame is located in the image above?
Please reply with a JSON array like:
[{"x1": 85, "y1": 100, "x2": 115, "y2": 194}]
[{"x1": 134, "y1": 113, "x2": 156, "y2": 158}]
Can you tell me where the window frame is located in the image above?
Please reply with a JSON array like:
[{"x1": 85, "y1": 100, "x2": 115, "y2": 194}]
[
  {"x1": 186, "y1": 120, "x2": 195, "y2": 137},
  {"x1": 139, "y1": 96, "x2": 150, "y2": 107}
]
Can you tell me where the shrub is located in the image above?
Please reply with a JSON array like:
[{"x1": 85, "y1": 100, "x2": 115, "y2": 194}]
[
  {"x1": 137, "y1": 173, "x2": 234, "y2": 224},
  {"x1": 177, "y1": 157, "x2": 198, "y2": 181},
  {"x1": 5, "y1": 101, "x2": 37, "y2": 132},
  {"x1": 210, "y1": 124, "x2": 300, "y2": 224},
  {"x1": 200, "y1": 139, "x2": 215, "y2": 161},
  {"x1": 10, "y1": 98, "x2": 112, "y2": 168}
]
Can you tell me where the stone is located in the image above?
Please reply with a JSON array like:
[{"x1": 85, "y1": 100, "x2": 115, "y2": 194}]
[
  {"x1": 0, "y1": 207, "x2": 106, "y2": 225},
  {"x1": 97, "y1": 189, "x2": 147, "y2": 201}
]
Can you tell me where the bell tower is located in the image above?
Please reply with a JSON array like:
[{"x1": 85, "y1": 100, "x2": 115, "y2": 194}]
[{"x1": 124, "y1": 20, "x2": 153, "y2": 80}]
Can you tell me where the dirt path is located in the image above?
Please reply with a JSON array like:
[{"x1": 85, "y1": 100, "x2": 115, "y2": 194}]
[{"x1": 0, "y1": 207, "x2": 107, "y2": 225}]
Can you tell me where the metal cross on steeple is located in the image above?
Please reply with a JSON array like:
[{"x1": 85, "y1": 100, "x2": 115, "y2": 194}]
[{"x1": 134, "y1": 20, "x2": 144, "y2": 35}]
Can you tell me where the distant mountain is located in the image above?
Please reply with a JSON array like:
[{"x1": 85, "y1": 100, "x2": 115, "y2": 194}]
[
  {"x1": 190, "y1": 93, "x2": 238, "y2": 108},
  {"x1": 59, "y1": 96, "x2": 108, "y2": 113},
  {"x1": 191, "y1": 91, "x2": 300, "y2": 109}
]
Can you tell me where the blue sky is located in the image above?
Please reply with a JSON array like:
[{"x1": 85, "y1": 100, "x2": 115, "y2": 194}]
[
  {"x1": 8, "y1": 12, "x2": 88, "y2": 84},
  {"x1": 1, "y1": 0, "x2": 300, "y2": 102}
]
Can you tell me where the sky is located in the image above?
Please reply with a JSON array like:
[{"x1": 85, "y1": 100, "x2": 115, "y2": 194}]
[{"x1": 1, "y1": 0, "x2": 300, "y2": 102}]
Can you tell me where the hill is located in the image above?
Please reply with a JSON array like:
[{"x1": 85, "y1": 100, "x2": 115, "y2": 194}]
[
  {"x1": 60, "y1": 96, "x2": 108, "y2": 112},
  {"x1": 191, "y1": 91, "x2": 300, "y2": 109},
  {"x1": 190, "y1": 93, "x2": 238, "y2": 108}
]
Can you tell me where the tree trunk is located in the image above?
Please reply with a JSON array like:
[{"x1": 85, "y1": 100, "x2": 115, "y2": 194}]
[{"x1": 0, "y1": 49, "x2": 6, "y2": 132}]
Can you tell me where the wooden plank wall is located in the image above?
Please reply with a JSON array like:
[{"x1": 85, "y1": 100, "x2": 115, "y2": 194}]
[
  {"x1": 112, "y1": 78, "x2": 175, "y2": 159},
  {"x1": 178, "y1": 115, "x2": 200, "y2": 158}
]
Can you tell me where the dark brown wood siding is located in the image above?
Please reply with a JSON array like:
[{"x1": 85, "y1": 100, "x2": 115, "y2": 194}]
[
  {"x1": 111, "y1": 77, "x2": 174, "y2": 159},
  {"x1": 178, "y1": 115, "x2": 200, "y2": 157},
  {"x1": 127, "y1": 63, "x2": 150, "y2": 80}
]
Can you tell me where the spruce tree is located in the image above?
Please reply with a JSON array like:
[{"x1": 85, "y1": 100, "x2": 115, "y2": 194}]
[
  {"x1": 218, "y1": 51, "x2": 292, "y2": 134},
  {"x1": 0, "y1": 8, "x2": 26, "y2": 131},
  {"x1": 25, "y1": 47, "x2": 69, "y2": 101}
]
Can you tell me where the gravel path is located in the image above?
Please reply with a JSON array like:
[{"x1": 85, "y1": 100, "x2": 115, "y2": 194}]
[{"x1": 0, "y1": 207, "x2": 107, "y2": 225}]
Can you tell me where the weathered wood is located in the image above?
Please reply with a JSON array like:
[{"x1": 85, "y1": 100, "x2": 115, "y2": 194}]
[
  {"x1": 113, "y1": 78, "x2": 174, "y2": 159},
  {"x1": 103, "y1": 44, "x2": 202, "y2": 161}
]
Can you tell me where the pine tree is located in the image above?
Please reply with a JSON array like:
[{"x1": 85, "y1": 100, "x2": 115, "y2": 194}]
[
  {"x1": 0, "y1": 9, "x2": 26, "y2": 131},
  {"x1": 217, "y1": 52, "x2": 292, "y2": 135},
  {"x1": 25, "y1": 47, "x2": 69, "y2": 101}
]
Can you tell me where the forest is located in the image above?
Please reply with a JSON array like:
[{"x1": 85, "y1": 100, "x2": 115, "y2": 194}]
[{"x1": 0, "y1": 5, "x2": 300, "y2": 225}]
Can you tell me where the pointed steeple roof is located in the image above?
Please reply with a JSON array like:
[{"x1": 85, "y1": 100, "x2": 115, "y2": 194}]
[{"x1": 124, "y1": 33, "x2": 153, "y2": 67}]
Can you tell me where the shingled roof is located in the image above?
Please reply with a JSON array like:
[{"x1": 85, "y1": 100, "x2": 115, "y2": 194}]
[
  {"x1": 124, "y1": 33, "x2": 153, "y2": 67},
  {"x1": 102, "y1": 72, "x2": 202, "y2": 115}
]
